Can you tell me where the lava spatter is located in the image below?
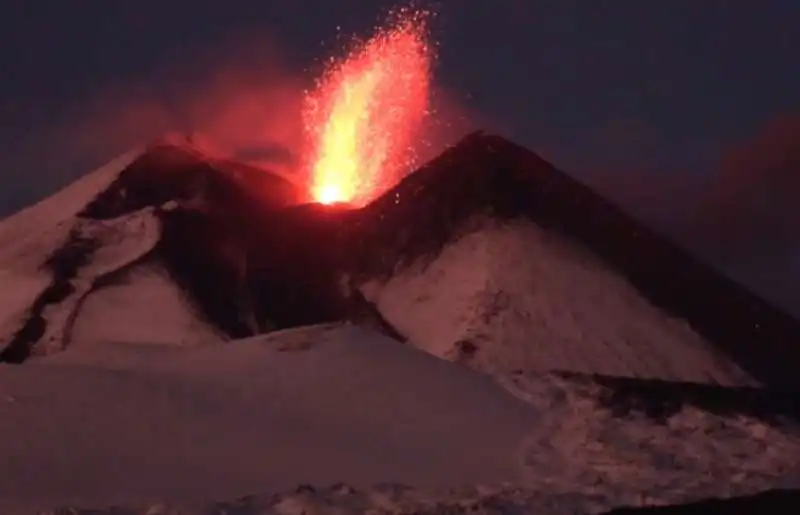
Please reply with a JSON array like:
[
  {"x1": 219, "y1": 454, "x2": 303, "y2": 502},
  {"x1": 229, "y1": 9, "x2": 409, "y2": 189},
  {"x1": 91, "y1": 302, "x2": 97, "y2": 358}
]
[{"x1": 303, "y1": 8, "x2": 433, "y2": 206}]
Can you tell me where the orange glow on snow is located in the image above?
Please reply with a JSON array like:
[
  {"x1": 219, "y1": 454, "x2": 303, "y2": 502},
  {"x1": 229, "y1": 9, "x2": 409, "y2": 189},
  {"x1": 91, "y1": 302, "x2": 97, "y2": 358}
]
[{"x1": 303, "y1": 8, "x2": 433, "y2": 206}]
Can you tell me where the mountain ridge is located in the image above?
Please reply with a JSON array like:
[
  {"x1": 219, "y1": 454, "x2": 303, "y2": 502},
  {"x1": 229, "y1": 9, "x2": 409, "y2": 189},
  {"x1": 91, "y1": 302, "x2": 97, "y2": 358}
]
[
  {"x1": 2, "y1": 131, "x2": 799, "y2": 388},
  {"x1": 350, "y1": 131, "x2": 800, "y2": 388}
]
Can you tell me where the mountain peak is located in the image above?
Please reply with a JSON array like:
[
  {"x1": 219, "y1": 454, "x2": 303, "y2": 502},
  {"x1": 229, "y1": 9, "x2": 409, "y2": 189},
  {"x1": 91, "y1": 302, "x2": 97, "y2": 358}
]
[{"x1": 80, "y1": 139, "x2": 303, "y2": 220}]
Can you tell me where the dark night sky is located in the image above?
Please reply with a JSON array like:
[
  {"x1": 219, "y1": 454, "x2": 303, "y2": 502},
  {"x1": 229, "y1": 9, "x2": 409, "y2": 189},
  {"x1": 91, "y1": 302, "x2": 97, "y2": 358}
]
[{"x1": 1, "y1": 1, "x2": 799, "y2": 313}]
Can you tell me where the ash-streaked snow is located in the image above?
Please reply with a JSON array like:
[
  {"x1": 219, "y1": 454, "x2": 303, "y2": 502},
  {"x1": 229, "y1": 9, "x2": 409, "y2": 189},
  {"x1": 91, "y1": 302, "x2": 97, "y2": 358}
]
[
  {"x1": 0, "y1": 145, "x2": 239, "y2": 359},
  {"x1": 0, "y1": 150, "x2": 140, "y2": 259},
  {"x1": 33, "y1": 207, "x2": 167, "y2": 355},
  {"x1": 362, "y1": 216, "x2": 755, "y2": 386},
  {"x1": 0, "y1": 151, "x2": 143, "y2": 354},
  {"x1": 0, "y1": 180, "x2": 219, "y2": 359},
  {"x1": 507, "y1": 372, "x2": 800, "y2": 505}
]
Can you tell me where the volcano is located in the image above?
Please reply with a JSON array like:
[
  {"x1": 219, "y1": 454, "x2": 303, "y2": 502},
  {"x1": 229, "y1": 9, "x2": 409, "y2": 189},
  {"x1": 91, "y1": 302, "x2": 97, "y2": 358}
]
[
  {"x1": 1, "y1": 132, "x2": 799, "y2": 513},
  {"x1": 3, "y1": 131, "x2": 799, "y2": 387}
]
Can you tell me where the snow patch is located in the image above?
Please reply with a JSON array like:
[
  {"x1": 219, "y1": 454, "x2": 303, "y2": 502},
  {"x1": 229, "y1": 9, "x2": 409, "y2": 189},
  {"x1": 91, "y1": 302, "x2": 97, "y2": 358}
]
[{"x1": 69, "y1": 262, "x2": 225, "y2": 347}]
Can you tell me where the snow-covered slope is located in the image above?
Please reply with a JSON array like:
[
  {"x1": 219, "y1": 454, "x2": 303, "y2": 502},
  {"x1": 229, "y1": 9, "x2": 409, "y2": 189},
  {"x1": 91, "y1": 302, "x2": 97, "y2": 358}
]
[
  {"x1": 0, "y1": 150, "x2": 140, "y2": 260},
  {"x1": 0, "y1": 324, "x2": 537, "y2": 513},
  {"x1": 0, "y1": 151, "x2": 175, "y2": 358},
  {"x1": 361, "y1": 217, "x2": 754, "y2": 385},
  {"x1": 2, "y1": 324, "x2": 798, "y2": 514},
  {"x1": 0, "y1": 152, "x2": 139, "y2": 333},
  {"x1": 348, "y1": 132, "x2": 800, "y2": 389},
  {"x1": 0, "y1": 140, "x2": 303, "y2": 361}
]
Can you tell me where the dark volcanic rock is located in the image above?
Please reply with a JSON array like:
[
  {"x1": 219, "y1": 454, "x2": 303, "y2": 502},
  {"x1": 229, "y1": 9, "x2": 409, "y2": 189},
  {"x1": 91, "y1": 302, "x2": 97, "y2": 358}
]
[
  {"x1": 80, "y1": 142, "x2": 302, "y2": 219},
  {"x1": 554, "y1": 370, "x2": 800, "y2": 425},
  {"x1": 77, "y1": 142, "x2": 358, "y2": 339},
  {"x1": 242, "y1": 203, "x2": 353, "y2": 332},
  {"x1": 603, "y1": 489, "x2": 800, "y2": 514}
]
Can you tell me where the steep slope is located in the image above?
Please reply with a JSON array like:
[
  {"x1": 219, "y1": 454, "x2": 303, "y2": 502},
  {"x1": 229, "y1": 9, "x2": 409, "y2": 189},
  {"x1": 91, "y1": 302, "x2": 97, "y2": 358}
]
[
  {"x1": 0, "y1": 151, "x2": 141, "y2": 344},
  {"x1": 349, "y1": 131, "x2": 800, "y2": 388},
  {"x1": 77, "y1": 141, "x2": 313, "y2": 338},
  {"x1": 0, "y1": 140, "x2": 305, "y2": 361},
  {"x1": 2, "y1": 325, "x2": 797, "y2": 514},
  {"x1": 359, "y1": 217, "x2": 752, "y2": 385}
]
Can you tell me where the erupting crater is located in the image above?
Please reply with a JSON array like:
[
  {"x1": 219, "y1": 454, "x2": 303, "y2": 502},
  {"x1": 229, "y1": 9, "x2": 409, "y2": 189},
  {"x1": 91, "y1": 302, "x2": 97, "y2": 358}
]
[{"x1": 302, "y1": 8, "x2": 433, "y2": 207}]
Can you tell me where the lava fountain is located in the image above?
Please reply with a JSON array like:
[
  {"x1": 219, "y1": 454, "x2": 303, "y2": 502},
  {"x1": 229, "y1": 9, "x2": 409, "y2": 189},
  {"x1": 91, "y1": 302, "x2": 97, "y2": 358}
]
[{"x1": 303, "y1": 8, "x2": 433, "y2": 206}]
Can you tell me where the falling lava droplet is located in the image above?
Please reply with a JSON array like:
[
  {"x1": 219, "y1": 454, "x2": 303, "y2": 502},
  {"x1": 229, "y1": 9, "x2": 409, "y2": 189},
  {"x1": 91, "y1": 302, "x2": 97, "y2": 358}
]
[{"x1": 303, "y1": 7, "x2": 433, "y2": 207}]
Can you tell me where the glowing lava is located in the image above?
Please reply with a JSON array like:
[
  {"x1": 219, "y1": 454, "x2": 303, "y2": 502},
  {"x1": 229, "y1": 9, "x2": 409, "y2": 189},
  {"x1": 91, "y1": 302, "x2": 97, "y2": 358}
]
[{"x1": 303, "y1": 8, "x2": 433, "y2": 206}]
